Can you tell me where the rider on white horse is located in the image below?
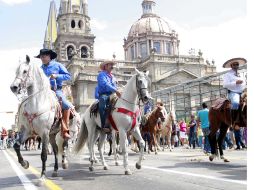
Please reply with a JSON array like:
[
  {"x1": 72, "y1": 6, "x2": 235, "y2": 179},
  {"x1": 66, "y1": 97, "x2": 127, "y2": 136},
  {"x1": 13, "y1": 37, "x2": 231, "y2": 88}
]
[
  {"x1": 97, "y1": 60, "x2": 121, "y2": 133},
  {"x1": 35, "y1": 49, "x2": 73, "y2": 139}
]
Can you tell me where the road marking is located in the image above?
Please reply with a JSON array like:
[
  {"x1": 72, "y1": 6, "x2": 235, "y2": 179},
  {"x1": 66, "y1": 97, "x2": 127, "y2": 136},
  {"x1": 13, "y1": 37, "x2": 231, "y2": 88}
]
[
  {"x1": 3, "y1": 150, "x2": 38, "y2": 190},
  {"x1": 142, "y1": 165, "x2": 247, "y2": 185},
  {"x1": 7, "y1": 150, "x2": 63, "y2": 190}
]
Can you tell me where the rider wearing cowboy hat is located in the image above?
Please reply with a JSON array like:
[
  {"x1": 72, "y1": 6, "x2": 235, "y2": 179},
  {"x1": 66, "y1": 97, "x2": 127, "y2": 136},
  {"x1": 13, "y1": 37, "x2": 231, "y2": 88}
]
[
  {"x1": 35, "y1": 48, "x2": 73, "y2": 139},
  {"x1": 223, "y1": 57, "x2": 247, "y2": 150},
  {"x1": 223, "y1": 57, "x2": 247, "y2": 110},
  {"x1": 97, "y1": 60, "x2": 121, "y2": 133}
]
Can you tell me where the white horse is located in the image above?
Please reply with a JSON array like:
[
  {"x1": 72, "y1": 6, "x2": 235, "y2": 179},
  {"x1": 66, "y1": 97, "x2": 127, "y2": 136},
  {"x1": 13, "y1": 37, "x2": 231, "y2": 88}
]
[
  {"x1": 75, "y1": 69, "x2": 150, "y2": 175},
  {"x1": 10, "y1": 55, "x2": 74, "y2": 183}
]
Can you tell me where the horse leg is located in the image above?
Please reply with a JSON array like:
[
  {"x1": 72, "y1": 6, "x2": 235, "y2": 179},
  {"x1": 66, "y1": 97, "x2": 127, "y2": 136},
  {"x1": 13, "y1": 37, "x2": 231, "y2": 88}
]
[
  {"x1": 218, "y1": 124, "x2": 230, "y2": 162},
  {"x1": 98, "y1": 132, "x2": 109, "y2": 170},
  {"x1": 49, "y1": 134, "x2": 59, "y2": 177},
  {"x1": 108, "y1": 137, "x2": 112, "y2": 156},
  {"x1": 88, "y1": 127, "x2": 97, "y2": 171},
  {"x1": 118, "y1": 129, "x2": 131, "y2": 175},
  {"x1": 13, "y1": 132, "x2": 29, "y2": 169},
  {"x1": 208, "y1": 132, "x2": 217, "y2": 161},
  {"x1": 38, "y1": 133, "x2": 49, "y2": 185},
  {"x1": 132, "y1": 128, "x2": 145, "y2": 170},
  {"x1": 111, "y1": 130, "x2": 119, "y2": 166},
  {"x1": 62, "y1": 138, "x2": 69, "y2": 169}
]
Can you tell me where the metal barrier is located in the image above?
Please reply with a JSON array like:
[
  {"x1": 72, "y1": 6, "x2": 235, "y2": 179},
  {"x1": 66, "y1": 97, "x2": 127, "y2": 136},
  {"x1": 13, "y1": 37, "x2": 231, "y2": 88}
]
[{"x1": 151, "y1": 65, "x2": 247, "y2": 121}]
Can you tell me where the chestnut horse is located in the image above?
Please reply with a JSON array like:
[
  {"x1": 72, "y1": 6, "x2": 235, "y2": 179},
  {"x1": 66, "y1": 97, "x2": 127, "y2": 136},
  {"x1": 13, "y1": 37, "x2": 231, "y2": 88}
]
[
  {"x1": 141, "y1": 105, "x2": 166, "y2": 154},
  {"x1": 208, "y1": 93, "x2": 247, "y2": 162}
]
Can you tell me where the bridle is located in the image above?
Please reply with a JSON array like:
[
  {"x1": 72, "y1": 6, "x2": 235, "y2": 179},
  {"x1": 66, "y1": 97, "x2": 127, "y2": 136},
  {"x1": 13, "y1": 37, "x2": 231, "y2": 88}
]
[{"x1": 136, "y1": 74, "x2": 149, "y2": 103}]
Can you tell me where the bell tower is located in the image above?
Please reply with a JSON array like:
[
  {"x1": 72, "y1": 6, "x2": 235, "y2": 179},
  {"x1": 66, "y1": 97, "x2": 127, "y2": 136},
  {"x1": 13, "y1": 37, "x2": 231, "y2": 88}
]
[{"x1": 52, "y1": 0, "x2": 95, "y2": 65}]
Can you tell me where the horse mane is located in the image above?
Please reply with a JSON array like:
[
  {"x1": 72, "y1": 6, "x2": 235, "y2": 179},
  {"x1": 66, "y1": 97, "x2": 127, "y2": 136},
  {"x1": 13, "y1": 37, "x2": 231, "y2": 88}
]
[{"x1": 30, "y1": 62, "x2": 51, "y2": 90}]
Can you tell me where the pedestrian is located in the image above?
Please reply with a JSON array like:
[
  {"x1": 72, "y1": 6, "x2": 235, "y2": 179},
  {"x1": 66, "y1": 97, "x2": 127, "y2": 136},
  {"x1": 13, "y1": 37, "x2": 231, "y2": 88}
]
[
  {"x1": 188, "y1": 114, "x2": 197, "y2": 149},
  {"x1": 197, "y1": 102, "x2": 211, "y2": 154}
]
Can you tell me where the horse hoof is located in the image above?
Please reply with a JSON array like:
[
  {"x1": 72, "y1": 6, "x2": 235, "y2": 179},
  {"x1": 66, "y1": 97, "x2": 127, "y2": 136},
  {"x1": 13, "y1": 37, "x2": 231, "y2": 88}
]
[
  {"x1": 52, "y1": 171, "x2": 58, "y2": 177},
  {"x1": 36, "y1": 176, "x2": 46, "y2": 187},
  {"x1": 148, "y1": 151, "x2": 150, "y2": 154},
  {"x1": 155, "y1": 152, "x2": 158, "y2": 155},
  {"x1": 94, "y1": 159, "x2": 99, "y2": 164},
  {"x1": 224, "y1": 158, "x2": 230, "y2": 162},
  {"x1": 89, "y1": 166, "x2": 94, "y2": 171},
  {"x1": 169, "y1": 149, "x2": 172, "y2": 152},
  {"x1": 136, "y1": 163, "x2": 141, "y2": 170},
  {"x1": 125, "y1": 170, "x2": 132, "y2": 175},
  {"x1": 209, "y1": 155, "x2": 214, "y2": 162},
  {"x1": 115, "y1": 162, "x2": 119, "y2": 166},
  {"x1": 21, "y1": 160, "x2": 29, "y2": 169},
  {"x1": 62, "y1": 162, "x2": 69, "y2": 169},
  {"x1": 103, "y1": 166, "x2": 109, "y2": 170},
  {"x1": 142, "y1": 156, "x2": 146, "y2": 160}
]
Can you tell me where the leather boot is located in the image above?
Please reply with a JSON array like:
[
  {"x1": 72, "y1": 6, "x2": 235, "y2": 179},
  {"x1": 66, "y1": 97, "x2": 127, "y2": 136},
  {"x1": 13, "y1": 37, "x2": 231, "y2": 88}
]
[{"x1": 62, "y1": 109, "x2": 71, "y2": 139}]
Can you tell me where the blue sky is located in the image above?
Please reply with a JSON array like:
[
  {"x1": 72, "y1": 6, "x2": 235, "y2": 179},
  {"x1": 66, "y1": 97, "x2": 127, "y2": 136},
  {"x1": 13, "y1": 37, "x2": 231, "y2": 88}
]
[{"x1": 0, "y1": 0, "x2": 251, "y2": 129}]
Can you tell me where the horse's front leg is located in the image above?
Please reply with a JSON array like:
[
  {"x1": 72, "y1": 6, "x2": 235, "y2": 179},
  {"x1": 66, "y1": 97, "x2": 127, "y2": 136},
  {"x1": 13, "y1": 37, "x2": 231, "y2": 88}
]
[
  {"x1": 49, "y1": 134, "x2": 58, "y2": 177},
  {"x1": 152, "y1": 133, "x2": 158, "y2": 155},
  {"x1": 132, "y1": 127, "x2": 144, "y2": 170},
  {"x1": 41, "y1": 134, "x2": 49, "y2": 180},
  {"x1": 98, "y1": 132, "x2": 109, "y2": 170},
  {"x1": 218, "y1": 124, "x2": 230, "y2": 162},
  {"x1": 119, "y1": 129, "x2": 131, "y2": 175},
  {"x1": 13, "y1": 132, "x2": 29, "y2": 169},
  {"x1": 112, "y1": 130, "x2": 119, "y2": 166}
]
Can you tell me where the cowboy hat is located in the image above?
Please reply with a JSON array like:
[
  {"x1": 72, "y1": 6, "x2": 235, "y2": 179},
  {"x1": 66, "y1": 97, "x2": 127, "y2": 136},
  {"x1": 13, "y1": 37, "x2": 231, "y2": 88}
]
[
  {"x1": 223, "y1": 57, "x2": 247, "y2": 68},
  {"x1": 99, "y1": 60, "x2": 116, "y2": 70},
  {"x1": 35, "y1": 49, "x2": 57, "y2": 59}
]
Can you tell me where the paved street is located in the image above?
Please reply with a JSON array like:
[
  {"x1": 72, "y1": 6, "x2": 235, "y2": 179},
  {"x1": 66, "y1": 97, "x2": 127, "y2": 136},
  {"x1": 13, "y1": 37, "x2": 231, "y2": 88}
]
[{"x1": 0, "y1": 146, "x2": 247, "y2": 190}]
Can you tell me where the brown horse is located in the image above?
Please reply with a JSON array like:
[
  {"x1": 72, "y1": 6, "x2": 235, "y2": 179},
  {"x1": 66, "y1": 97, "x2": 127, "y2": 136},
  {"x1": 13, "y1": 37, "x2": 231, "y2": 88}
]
[
  {"x1": 141, "y1": 105, "x2": 166, "y2": 154},
  {"x1": 208, "y1": 94, "x2": 247, "y2": 162}
]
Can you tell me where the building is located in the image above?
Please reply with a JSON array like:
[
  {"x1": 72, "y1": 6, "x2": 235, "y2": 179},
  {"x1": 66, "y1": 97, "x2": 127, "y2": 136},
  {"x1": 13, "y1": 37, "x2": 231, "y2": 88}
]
[{"x1": 44, "y1": 0, "x2": 217, "y2": 114}]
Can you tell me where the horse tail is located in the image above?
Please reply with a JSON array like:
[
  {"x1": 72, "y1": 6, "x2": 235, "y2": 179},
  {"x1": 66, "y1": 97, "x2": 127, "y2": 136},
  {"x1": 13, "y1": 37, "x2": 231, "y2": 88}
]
[{"x1": 74, "y1": 118, "x2": 88, "y2": 153}]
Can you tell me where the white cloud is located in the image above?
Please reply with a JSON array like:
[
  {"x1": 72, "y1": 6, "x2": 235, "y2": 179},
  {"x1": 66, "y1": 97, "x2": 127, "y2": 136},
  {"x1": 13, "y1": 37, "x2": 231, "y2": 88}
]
[
  {"x1": 0, "y1": 0, "x2": 31, "y2": 6},
  {"x1": 165, "y1": 16, "x2": 249, "y2": 71},
  {"x1": 91, "y1": 19, "x2": 108, "y2": 31}
]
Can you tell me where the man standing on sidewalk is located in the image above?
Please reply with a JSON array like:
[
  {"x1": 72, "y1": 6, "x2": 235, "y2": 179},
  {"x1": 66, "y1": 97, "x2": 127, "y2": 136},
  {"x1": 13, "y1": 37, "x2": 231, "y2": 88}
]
[{"x1": 197, "y1": 103, "x2": 211, "y2": 154}]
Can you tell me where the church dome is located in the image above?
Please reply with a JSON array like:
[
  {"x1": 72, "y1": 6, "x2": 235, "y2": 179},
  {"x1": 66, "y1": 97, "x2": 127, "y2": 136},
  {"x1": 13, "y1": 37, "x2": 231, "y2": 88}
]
[{"x1": 128, "y1": 15, "x2": 172, "y2": 38}]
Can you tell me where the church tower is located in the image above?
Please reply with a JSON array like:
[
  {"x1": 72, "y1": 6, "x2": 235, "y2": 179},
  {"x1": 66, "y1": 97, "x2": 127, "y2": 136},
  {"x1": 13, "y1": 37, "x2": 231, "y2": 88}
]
[
  {"x1": 43, "y1": 1, "x2": 57, "y2": 49},
  {"x1": 52, "y1": 0, "x2": 95, "y2": 65}
]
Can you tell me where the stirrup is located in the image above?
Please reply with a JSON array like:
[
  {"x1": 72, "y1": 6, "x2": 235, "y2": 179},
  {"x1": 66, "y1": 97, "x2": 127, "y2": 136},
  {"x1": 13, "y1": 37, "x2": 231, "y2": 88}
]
[{"x1": 102, "y1": 127, "x2": 111, "y2": 133}]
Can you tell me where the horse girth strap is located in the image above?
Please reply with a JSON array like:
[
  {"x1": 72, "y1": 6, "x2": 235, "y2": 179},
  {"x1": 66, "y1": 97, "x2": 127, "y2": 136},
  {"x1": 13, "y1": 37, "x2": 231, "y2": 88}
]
[{"x1": 109, "y1": 108, "x2": 140, "y2": 131}]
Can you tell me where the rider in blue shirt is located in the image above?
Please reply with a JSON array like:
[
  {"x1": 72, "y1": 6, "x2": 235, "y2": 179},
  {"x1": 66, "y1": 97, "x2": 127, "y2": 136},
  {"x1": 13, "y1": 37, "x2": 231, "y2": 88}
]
[
  {"x1": 97, "y1": 60, "x2": 121, "y2": 133},
  {"x1": 35, "y1": 49, "x2": 72, "y2": 139}
]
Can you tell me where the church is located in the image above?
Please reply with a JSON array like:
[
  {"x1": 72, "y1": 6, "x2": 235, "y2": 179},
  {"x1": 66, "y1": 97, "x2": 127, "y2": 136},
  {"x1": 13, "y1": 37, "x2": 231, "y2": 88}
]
[{"x1": 43, "y1": 0, "x2": 217, "y2": 114}]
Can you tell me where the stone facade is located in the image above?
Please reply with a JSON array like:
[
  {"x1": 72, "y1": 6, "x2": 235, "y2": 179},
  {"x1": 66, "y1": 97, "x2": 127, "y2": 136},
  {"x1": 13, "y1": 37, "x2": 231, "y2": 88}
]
[{"x1": 45, "y1": 0, "x2": 217, "y2": 114}]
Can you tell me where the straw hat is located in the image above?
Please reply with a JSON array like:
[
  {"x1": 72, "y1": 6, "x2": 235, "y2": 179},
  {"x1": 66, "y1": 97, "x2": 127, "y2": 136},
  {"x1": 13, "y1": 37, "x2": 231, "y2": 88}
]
[
  {"x1": 99, "y1": 60, "x2": 116, "y2": 70},
  {"x1": 223, "y1": 57, "x2": 247, "y2": 68}
]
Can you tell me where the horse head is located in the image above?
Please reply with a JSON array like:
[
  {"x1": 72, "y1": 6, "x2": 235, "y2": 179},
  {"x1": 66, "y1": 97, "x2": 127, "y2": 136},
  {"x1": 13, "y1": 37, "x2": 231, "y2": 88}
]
[
  {"x1": 135, "y1": 68, "x2": 151, "y2": 104},
  {"x1": 155, "y1": 105, "x2": 166, "y2": 122},
  {"x1": 10, "y1": 55, "x2": 33, "y2": 96}
]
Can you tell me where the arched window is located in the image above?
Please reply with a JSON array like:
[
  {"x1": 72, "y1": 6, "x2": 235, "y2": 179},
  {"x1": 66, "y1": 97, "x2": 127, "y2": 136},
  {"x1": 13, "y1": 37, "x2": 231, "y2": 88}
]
[
  {"x1": 67, "y1": 45, "x2": 75, "y2": 60},
  {"x1": 71, "y1": 20, "x2": 75, "y2": 28},
  {"x1": 153, "y1": 42, "x2": 161, "y2": 54},
  {"x1": 81, "y1": 46, "x2": 88, "y2": 58},
  {"x1": 78, "y1": 20, "x2": 83, "y2": 29}
]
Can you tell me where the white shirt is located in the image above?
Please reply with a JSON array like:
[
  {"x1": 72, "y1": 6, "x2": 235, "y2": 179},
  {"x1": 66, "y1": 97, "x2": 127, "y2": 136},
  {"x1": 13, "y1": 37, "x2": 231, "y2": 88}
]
[{"x1": 223, "y1": 69, "x2": 246, "y2": 93}]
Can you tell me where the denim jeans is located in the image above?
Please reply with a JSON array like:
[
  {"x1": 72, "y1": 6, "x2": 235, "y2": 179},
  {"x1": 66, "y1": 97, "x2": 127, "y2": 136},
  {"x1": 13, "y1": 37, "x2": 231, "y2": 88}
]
[
  {"x1": 202, "y1": 127, "x2": 211, "y2": 153},
  {"x1": 55, "y1": 89, "x2": 73, "y2": 110},
  {"x1": 189, "y1": 131, "x2": 197, "y2": 148},
  {"x1": 99, "y1": 94, "x2": 110, "y2": 128}
]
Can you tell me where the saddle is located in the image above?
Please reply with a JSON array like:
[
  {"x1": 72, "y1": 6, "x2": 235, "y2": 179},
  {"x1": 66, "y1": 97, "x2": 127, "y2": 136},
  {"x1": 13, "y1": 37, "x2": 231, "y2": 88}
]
[
  {"x1": 90, "y1": 93, "x2": 118, "y2": 118},
  {"x1": 211, "y1": 98, "x2": 230, "y2": 111}
]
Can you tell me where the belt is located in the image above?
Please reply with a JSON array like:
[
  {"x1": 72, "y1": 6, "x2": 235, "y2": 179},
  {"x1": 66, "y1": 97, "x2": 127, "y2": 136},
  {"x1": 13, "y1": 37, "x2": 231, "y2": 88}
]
[{"x1": 51, "y1": 86, "x2": 62, "y2": 90}]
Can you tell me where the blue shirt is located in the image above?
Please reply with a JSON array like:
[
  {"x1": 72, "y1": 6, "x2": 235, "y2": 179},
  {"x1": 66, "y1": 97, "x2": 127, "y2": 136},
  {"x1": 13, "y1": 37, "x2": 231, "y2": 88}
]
[
  {"x1": 41, "y1": 60, "x2": 71, "y2": 89},
  {"x1": 144, "y1": 102, "x2": 152, "y2": 114},
  {"x1": 197, "y1": 108, "x2": 209, "y2": 129},
  {"x1": 94, "y1": 86, "x2": 99, "y2": 99},
  {"x1": 97, "y1": 71, "x2": 117, "y2": 95}
]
